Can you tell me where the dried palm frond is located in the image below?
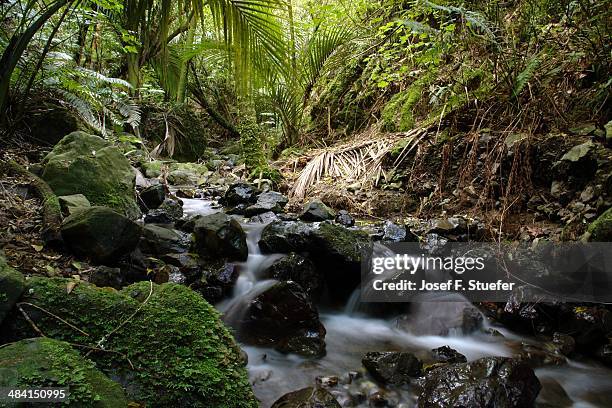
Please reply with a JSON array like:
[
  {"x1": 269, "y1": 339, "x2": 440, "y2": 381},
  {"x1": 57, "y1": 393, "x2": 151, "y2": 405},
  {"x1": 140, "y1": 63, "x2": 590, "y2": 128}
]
[{"x1": 290, "y1": 128, "x2": 427, "y2": 199}]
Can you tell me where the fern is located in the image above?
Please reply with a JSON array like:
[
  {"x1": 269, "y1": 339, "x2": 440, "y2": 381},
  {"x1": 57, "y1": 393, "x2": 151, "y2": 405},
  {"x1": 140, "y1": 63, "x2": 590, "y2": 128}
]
[{"x1": 512, "y1": 55, "x2": 541, "y2": 98}]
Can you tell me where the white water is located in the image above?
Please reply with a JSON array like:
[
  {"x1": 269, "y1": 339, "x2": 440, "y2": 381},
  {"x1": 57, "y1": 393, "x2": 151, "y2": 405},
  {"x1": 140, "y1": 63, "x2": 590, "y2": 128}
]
[{"x1": 183, "y1": 198, "x2": 612, "y2": 408}]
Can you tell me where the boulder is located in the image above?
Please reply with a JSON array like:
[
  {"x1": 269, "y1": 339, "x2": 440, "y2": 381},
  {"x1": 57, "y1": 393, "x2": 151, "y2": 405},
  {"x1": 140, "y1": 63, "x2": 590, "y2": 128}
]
[
  {"x1": 300, "y1": 200, "x2": 335, "y2": 221},
  {"x1": 193, "y1": 213, "x2": 248, "y2": 261},
  {"x1": 41, "y1": 132, "x2": 140, "y2": 219},
  {"x1": 259, "y1": 221, "x2": 371, "y2": 300},
  {"x1": 0, "y1": 338, "x2": 127, "y2": 407},
  {"x1": 192, "y1": 260, "x2": 240, "y2": 304},
  {"x1": 271, "y1": 387, "x2": 341, "y2": 408},
  {"x1": 263, "y1": 253, "x2": 322, "y2": 296},
  {"x1": 58, "y1": 194, "x2": 91, "y2": 216},
  {"x1": 61, "y1": 206, "x2": 141, "y2": 263},
  {"x1": 139, "y1": 184, "x2": 166, "y2": 209},
  {"x1": 362, "y1": 351, "x2": 422, "y2": 384},
  {"x1": 228, "y1": 281, "x2": 326, "y2": 357},
  {"x1": 244, "y1": 192, "x2": 289, "y2": 216},
  {"x1": 220, "y1": 183, "x2": 259, "y2": 207},
  {"x1": 4, "y1": 277, "x2": 258, "y2": 408},
  {"x1": 587, "y1": 207, "x2": 612, "y2": 241},
  {"x1": 139, "y1": 225, "x2": 192, "y2": 257},
  {"x1": 335, "y1": 210, "x2": 355, "y2": 227},
  {"x1": 144, "y1": 198, "x2": 183, "y2": 224},
  {"x1": 249, "y1": 211, "x2": 280, "y2": 224},
  {"x1": 0, "y1": 255, "x2": 25, "y2": 325},
  {"x1": 417, "y1": 357, "x2": 541, "y2": 408}
]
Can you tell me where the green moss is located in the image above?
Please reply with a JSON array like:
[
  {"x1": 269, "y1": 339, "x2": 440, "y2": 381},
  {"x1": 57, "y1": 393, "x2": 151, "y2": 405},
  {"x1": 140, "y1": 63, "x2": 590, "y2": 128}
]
[
  {"x1": 0, "y1": 255, "x2": 25, "y2": 326},
  {"x1": 0, "y1": 338, "x2": 127, "y2": 407},
  {"x1": 316, "y1": 223, "x2": 371, "y2": 263},
  {"x1": 587, "y1": 207, "x2": 612, "y2": 241},
  {"x1": 7, "y1": 278, "x2": 257, "y2": 408}
]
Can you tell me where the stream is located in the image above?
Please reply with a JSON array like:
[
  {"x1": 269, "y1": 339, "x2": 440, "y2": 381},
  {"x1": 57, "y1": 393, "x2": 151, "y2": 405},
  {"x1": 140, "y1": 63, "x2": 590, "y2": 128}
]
[{"x1": 181, "y1": 198, "x2": 612, "y2": 408}]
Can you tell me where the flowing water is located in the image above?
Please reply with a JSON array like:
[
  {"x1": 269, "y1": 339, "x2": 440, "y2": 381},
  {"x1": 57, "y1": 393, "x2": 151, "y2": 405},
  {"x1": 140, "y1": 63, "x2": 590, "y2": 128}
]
[{"x1": 184, "y1": 199, "x2": 612, "y2": 408}]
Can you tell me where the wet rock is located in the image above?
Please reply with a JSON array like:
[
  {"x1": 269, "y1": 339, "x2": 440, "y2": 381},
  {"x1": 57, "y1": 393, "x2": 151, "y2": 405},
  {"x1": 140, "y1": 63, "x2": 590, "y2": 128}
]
[
  {"x1": 431, "y1": 346, "x2": 467, "y2": 364},
  {"x1": 61, "y1": 206, "x2": 141, "y2": 263},
  {"x1": 263, "y1": 253, "x2": 322, "y2": 296},
  {"x1": 0, "y1": 338, "x2": 128, "y2": 407},
  {"x1": 300, "y1": 200, "x2": 335, "y2": 221},
  {"x1": 144, "y1": 198, "x2": 183, "y2": 224},
  {"x1": 0, "y1": 255, "x2": 25, "y2": 325},
  {"x1": 230, "y1": 281, "x2": 326, "y2": 357},
  {"x1": 87, "y1": 265, "x2": 123, "y2": 289},
  {"x1": 398, "y1": 299, "x2": 483, "y2": 336},
  {"x1": 249, "y1": 211, "x2": 279, "y2": 224},
  {"x1": 139, "y1": 184, "x2": 166, "y2": 209},
  {"x1": 515, "y1": 342, "x2": 566, "y2": 368},
  {"x1": 193, "y1": 212, "x2": 248, "y2": 261},
  {"x1": 271, "y1": 387, "x2": 340, "y2": 408},
  {"x1": 41, "y1": 131, "x2": 140, "y2": 219},
  {"x1": 586, "y1": 207, "x2": 612, "y2": 241},
  {"x1": 595, "y1": 343, "x2": 612, "y2": 366},
  {"x1": 551, "y1": 332, "x2": 575, "y2": 355},
  {"x1": 417, "y1": 357, "x2": 541, "y2": 408},
  {"x1": 160, "y1": 253, "x2": 201, "y2": 283},
  {"x1": 139, "y1": 225, "x2": 192, "y2": 256},
  {"x1": 192, "y1": 260, "x2": 239, "y2": 303},
  {"x1": 535, "y1": 377, "x2": 573, "y2": 408},
  {"x1": 244, "y1": 191, "x2": 288, "y2": 216},
  {"x1": 220, "y1": 182, "x2": 259, "y2": 207},
  {"x1": 58, "y1": 194, "x2": 90, "y2": 216},
  {"x1": 362, "y1": 351, "x2": 422, "y2": 384},
  {"x1": 559, "y1": 306, "x2": 611, "y2": 353},
  {"x1": 259, "y1": 221, "x2": 371, "y2": 300},
  {"x1": 335, "y1": 210, "x2": 355, "y2": 227},
  {"x1": 382, "y1": 221, "x2": 407, "y2": 242}
]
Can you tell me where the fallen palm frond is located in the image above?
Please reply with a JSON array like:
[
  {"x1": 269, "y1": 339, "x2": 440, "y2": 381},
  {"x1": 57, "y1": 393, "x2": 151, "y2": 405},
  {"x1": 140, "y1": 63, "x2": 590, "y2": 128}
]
[{"x1": 290, "y1": 128, "x2": 427, "y2": 199}]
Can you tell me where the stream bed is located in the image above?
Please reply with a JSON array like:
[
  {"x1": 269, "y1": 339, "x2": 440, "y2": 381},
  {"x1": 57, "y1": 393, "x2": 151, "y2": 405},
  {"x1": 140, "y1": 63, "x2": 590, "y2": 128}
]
[{"x1": 182, "y1": 197, "x2": 612, "y2": 408}]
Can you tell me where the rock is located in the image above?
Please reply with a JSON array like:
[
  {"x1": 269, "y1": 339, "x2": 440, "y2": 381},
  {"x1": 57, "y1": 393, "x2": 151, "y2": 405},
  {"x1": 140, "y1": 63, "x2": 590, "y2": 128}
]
[
  {"x1": 536, "y1": 377, "x2": 573, "y2": 408},
  {"x1": 0, "y1": 255, "x2": 25, "y2": 325},
  {"x1": 258, "y1": 221, "x2": 371, "y2": 300},
  {"x1": 515, "y1": 342, "x2": 566, "y2": 368},
  {"x1": 300, "y1": 200, "x2": 335, "y2": 221},
  {"x1": 382, "y1": 220, "x2": 407, "y2": 242},
  {"x1": 88, "y1": 265, "x2": 123, "y2": 289},
  {"x1": 263, "y1": 253, "x2": 322, "y2": 296},
  {"x1": 4, "y1": 277, "x2": 258, "y2": 407},
  {"x1": 61, "y1": 206, "x2": 141, "y2": 263},
  {"x1": 595, "y1": 343, "x2": 612, "y2": 366},
  {"x1": 229, "y1": 281, "x2": 326, "y2": 357},
  {"x1": 165, "y1": 163, "x2": 209, "y2": 186},
  {"x1": 139, "y1": 225, "x2": 192, "y2": 256},
  {"x1": 271, "y1": 387, "x2": 341, "y2": 408},
  {"x1": 139, "y1": 184, "x2": 166, "y2": 209},
  {"x1": 561, "y1": 141, "x2": 594, "y2": 162},
  {"x1": 244, "y1": 191, "x2": 288, "y2": 216},
  {"x1": 142, "y1": 161, "x2": 163, "y2": 178},
  {"x1": 144, "y1": 198, "x2": 183, "y2": 224},
  {"x1": 249, "y1": 211, "x2": 279, "y2": 224},
  {"x1": 58, "y1": 193, "x2": 91, "y2": 216},
  {"x1": 417, "y1": 357, "x2": 541, "y2": 408},
  {"x1": 586, "y1": 207, "x2": 612, "y2": 241},
  {"x1": 431, "y1": 346, "x2": 467, "y2": 364},
  {"x1": 362, "y1": 352, "x2": 422, "y2": 384},
  {"x1": 220, "y1": 183, "x2": 259, "y2": 207},
  {"x1": 41, "y1": 132, "x2": 140, "y2": 219},
  {"x1": 397, "y1": 300, "x2": 483, "y2": 336},
  {"x1": 335, "y1": 210, "x2": 355, "y2": 227},
  {"x1": 0, "y1": 338, "x2": 127, "y2": 407},
  {"x1": 192, "y1": 260, "x2": 240, "y2": 303},
  {"x1": 552, "y1": 332, "x2": 575, "y2": 355},
  {"x1": 193, "y1": 212, "x2": 248, "y2": 261}
]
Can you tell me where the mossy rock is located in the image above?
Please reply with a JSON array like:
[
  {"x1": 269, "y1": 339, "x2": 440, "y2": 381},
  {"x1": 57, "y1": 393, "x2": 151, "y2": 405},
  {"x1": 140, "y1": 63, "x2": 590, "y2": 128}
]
[
  {"x1": 5, "y1": 278, "x2": 257, "y2": 408},
  {"x1": 587, "y1": 207, "x2": 612, "y2": 241},
  {"x1": 41, "y1": 132, "x2": 140, "y2": 219},
  {"x1": 0, "y1": 337, "x2": 128, "y2": 407},
  {"x1": 0, "y1": 255, "x2": 25, "y2": 326},
  {"x1": 61, "y1": 206, "x2": 142, "y2": 264}
]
